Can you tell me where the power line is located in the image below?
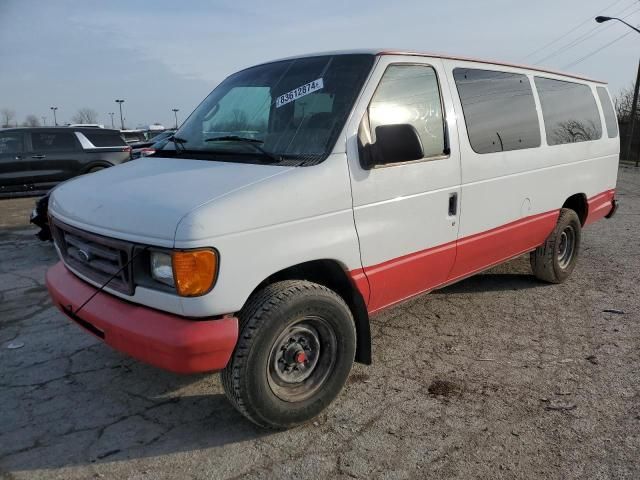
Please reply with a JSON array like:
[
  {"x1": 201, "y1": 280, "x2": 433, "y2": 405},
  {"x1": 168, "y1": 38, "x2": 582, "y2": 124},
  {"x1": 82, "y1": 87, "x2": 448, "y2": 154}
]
[
  {"x1": 520, "y1": 0, "x2": 628, "y2": 61},
  {"x1": 563, "y1": 30, "x2": 634, "y2": 69},
  {"x1": 534, "y1": 4, "x2": 640, "y2": 65}
]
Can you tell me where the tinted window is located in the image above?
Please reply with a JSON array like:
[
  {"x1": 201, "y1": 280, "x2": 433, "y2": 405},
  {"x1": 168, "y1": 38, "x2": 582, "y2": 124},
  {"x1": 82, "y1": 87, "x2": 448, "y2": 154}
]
[
  {"x1": 535, "y1": 77, "x2": 602, "y2": 145},
  {"x1": 32, "y1": 132, "x2": 77, "y2": 151},
  {"x1": 85, "y1": 132, "x2": 127, "y2": 147},
  {"x1": 369, "y1": 65, "x2": 445, "y2": 158},
  {"x1": 123, "y1": 132, "x2": 146, "y2": 143},
  {"x1": 0, "y1": 133, "x2": 23, "y2": 155},
  {"x1": 596, "y1": 86, "x2": 619, "y2": 138},
  {"x1": 453, "y1": 68, "x2": 541, "y2": 154}
]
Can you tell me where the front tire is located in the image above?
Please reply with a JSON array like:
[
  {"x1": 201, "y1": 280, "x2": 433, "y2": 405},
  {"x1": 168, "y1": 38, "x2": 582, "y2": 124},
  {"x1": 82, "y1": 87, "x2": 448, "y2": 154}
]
[
  {"x1": 221, "y1": 280, "x2": 356, "y2": 429},
  {"x1": 530, "y1": 208, "x2": 581, "y2": 283}
]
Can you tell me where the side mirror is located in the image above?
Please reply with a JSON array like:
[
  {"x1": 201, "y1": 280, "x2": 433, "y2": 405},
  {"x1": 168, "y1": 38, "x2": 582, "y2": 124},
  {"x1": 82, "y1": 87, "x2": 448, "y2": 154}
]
[{"x1": 371, "y1": 124, "x2": 424, "y2": 167}]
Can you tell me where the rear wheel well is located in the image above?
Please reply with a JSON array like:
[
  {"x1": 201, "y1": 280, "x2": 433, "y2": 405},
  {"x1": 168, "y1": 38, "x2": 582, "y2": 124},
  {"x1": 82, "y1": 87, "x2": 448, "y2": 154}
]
[
  {"x1": 562, "y1": 193, "x2": 588, "y2": 226},
  {"x1": 249, "y1": 260, "x2": 371, "y2": 365},
  {"x1": 83, "y1": 161, "x2": 113, "y2": 173}
]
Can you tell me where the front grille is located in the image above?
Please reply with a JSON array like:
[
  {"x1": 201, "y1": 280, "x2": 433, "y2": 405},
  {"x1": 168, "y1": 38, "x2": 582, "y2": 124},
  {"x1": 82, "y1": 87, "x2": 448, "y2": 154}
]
[{"x1": 51, "y1": 218, "x2": 134, "y2": 295}]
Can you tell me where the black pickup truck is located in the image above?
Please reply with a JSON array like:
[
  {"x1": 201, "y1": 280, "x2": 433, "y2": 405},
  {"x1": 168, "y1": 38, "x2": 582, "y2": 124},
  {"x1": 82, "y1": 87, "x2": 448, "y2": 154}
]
[{"x1": 0, "y1": 127, "x2": 131, "y2": 197}]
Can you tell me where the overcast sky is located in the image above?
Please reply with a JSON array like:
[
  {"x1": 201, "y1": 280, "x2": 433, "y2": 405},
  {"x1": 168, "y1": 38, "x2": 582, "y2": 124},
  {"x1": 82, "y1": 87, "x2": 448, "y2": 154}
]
[{"x1": 1, "y1": 0, "x2": 638, "y2": 128}]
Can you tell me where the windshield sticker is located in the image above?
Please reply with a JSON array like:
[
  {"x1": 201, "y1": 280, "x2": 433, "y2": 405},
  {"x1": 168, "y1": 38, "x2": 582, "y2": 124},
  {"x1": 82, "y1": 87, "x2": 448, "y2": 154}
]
[{"x1": 276, "y1": 78, "x2": 324, "y2": 108}]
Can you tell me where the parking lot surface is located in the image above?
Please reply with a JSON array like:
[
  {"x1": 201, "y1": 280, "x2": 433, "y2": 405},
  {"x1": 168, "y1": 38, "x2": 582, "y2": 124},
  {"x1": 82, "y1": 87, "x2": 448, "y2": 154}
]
[{"x1": 1, "y1": 166, "x2": 639, "y2": 479}]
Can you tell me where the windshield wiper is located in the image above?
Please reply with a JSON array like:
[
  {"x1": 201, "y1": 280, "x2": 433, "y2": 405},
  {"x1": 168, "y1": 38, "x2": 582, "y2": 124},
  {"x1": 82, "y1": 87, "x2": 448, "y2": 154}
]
[
  {"x1": 169, "y1": 135, "x2": 187, "y2": 152},
  {"x1": 204, "y1": 136, "x2": 280, "y2": 163}
]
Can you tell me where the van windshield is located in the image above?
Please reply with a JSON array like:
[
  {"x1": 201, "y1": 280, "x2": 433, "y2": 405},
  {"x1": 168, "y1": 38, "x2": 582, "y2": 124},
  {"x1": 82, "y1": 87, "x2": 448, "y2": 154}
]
[{"x1": 161, "y1": 54, "x2": 375, "y2": 166}]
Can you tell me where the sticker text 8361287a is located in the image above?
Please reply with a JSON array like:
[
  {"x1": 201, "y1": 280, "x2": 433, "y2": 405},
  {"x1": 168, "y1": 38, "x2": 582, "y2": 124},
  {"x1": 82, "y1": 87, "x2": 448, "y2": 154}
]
[{"x1": 276, "y1": 78, "x2": 324, "y2": 108}]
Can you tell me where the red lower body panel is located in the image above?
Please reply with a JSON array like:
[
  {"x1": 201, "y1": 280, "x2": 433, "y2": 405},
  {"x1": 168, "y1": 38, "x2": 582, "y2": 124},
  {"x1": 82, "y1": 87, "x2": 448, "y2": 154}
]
[
  {"x1": 354, "y1": 188, "x2": 615, "y2": 314},
  {"x1": 363, "y1": 241, "x2": 456, "y2": 313},
  {"x1": 46, "y1": 262, "x2": 238, "y2": 374},
  {"x1": 585, "y1": 189, "x2": 616, "y2": 226},
  {"x1": 447, "y1": 210, "x2": 559, "y2": 281}
]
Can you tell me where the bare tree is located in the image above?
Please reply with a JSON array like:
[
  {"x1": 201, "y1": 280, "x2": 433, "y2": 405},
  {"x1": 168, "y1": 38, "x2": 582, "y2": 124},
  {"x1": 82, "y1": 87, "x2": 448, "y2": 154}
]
[
  {"x1": 551, "y1": 120, "x2": 600, "y2": 145},
  {"x1": 614, "y1": 84, "x2": 635, "y2": 124},
  {"x1": 71, "y1": 108, "x2": 99, "y2": 124},
  {"x1": 1, "y1": 108, "x2": 16, "y2": 128},
  {"x1": 22, "y1": 114, "x2": 41, "y2": 127}
]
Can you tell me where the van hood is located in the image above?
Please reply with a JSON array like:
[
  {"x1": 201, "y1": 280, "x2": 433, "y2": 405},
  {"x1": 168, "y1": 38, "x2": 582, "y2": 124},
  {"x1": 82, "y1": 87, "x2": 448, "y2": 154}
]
[{"x1": 49, "y1": 157, "x2": 292, "y2": 246}]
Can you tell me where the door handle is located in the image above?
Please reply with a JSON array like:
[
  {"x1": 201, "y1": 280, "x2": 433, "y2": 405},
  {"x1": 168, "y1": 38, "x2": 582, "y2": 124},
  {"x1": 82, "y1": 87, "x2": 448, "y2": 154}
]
[
  {"x1": 448, "y1": 192, "x2": 458, "y2": 216},
  {"x1": 31, "y1": 155, "x2": 46, "y2": 159}
]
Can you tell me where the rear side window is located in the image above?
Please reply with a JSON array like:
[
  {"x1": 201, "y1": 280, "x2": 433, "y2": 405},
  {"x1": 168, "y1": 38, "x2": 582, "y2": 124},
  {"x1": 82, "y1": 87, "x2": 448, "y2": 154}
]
[
  {"x1": 123, "y1": 132, "x2": 146, "y2": 143},
  {"x1": 85, "y1": 132, "x2": 127, "y2": 147},
  {"x1": 368, "y1": 64, "x2": 446, "y2": 159},
  {"x1": 0, "y1": 133, "x2": 23, "y2": 154},
  {"x1": 32, "y1": 132, "x2": 78, "y2": 151},
  {"x1": 596, "y1": 86, "x2": 619, "y2": 138},
  {"x1": 453, "y1": 68, "x2": 541, "y2": 154},
  {"x1": 535, "y1": 77, "x2": 602, "y2": 145}
]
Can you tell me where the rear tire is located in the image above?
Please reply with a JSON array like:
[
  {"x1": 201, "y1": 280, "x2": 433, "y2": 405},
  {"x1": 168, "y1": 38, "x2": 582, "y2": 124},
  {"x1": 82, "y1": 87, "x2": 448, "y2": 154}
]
[
  {"x1": 221, "y1": 280, "x2": 356, "y2": 429},
  {"x1": 530, "y1": 208, "x2": 581, "y2": 283},
  {"x1": 87, "y1": 166, "x2": 106, "y2": 173}
]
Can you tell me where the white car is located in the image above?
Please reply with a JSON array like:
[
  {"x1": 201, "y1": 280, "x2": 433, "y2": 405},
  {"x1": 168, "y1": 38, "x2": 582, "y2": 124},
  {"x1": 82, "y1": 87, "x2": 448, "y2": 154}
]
[{"x1": 45, "y1": 50, "x2": 619, "y2": 428}]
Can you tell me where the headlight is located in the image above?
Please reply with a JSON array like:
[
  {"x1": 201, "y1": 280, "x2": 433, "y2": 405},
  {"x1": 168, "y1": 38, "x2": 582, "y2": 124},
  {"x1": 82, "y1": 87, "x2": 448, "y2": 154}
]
[
  {"x1": 149, "y1": 249, "x2": 218, "y2": 297},
  {"x1": 150, "y1": 252, "x2": 174, "y2": 286}
]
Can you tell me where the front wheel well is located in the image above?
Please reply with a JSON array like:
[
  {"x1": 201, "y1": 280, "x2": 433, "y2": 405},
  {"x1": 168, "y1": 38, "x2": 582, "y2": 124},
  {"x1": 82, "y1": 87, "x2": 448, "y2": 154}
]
[
  {"x1": 562, "y1": 193, "x2": 588, "y2": 226},
  {"x1": 248, "y1": 259, "x2": 371, "y2": 365}
]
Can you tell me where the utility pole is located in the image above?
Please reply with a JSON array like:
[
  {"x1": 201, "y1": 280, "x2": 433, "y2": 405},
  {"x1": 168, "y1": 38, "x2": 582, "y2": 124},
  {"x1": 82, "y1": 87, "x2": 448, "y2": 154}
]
[
  {"x1": 115, "y1": 99, "x2": 125, "y2": 130},
  {"x1": 50, "y1": 106, "x2": 58, "y2": 126},
  {"x1": 595, "y1": 16, "x2": 640, "y2": 165},
  {"x1": 108, "y1": 112, "x2": 115, "y2": 129},
  {"x1": 630, "y1": 61, "x2": 640, "y2": 167},
  {"x1": 41, "y1": 116, "x2": 46, "y2": 126},
  {"x1": 172, "y1": 108, "x2": 179, "y2": 129}
]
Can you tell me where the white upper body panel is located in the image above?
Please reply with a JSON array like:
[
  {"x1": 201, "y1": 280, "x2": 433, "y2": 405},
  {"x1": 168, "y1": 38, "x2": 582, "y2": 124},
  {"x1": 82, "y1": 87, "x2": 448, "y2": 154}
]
[
  {"x1": 49, "y1": 157, "x2": 293, "y2": 247},
  {"x1": 48, "y1": 51, "x2": 619, "y2": 317}
]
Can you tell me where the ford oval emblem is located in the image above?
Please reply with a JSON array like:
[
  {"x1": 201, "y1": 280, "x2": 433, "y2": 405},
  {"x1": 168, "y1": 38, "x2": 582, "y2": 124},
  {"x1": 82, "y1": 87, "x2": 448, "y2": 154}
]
[{"x1": 78, "y1": 249, "x2": 90, "y2": 262}]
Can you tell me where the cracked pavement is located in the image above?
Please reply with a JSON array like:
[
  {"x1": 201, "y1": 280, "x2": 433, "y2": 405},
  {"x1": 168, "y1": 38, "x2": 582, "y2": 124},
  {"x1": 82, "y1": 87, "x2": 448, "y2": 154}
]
[{"x1": 1, "y1": 166, "x2": 639, "y2": 479}]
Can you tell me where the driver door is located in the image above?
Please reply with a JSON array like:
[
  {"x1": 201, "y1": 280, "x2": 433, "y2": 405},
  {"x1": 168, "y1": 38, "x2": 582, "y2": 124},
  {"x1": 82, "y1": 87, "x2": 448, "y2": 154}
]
[{"x1": 346, "y1": 56, "x2": 462, "y2": 312}]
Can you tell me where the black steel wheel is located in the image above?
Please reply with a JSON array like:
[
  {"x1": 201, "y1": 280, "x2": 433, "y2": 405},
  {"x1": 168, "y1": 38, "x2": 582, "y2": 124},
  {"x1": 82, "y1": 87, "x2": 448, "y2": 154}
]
[{"x1": 531, "y1": 208, "x2": 582, "y2": 283}]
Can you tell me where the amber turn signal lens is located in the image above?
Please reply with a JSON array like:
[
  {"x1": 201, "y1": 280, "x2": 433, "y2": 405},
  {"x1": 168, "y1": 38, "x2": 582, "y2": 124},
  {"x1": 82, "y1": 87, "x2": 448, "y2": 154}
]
[{"x1": 172, "y1": 249, "x2": 217, "y2": 297}]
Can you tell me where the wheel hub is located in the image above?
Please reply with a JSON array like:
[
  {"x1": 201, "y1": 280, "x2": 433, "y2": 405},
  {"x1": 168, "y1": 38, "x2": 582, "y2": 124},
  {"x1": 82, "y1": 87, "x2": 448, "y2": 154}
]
[
  {"x1": 267, "y1": 317, "x2": 337, "y2": 402},
  {"x1": 557, "y1": 225, "x2": 575, "y2": 269},
  {"x1": 273, "y1": 326, "x2": 320, "y2": 384}
]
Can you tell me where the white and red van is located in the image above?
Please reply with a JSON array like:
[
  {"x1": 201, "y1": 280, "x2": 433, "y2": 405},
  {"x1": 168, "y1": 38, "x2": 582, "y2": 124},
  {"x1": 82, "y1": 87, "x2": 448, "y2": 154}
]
[{"x1": 45, "y1": 50, "x2": 619, "y2": 428}]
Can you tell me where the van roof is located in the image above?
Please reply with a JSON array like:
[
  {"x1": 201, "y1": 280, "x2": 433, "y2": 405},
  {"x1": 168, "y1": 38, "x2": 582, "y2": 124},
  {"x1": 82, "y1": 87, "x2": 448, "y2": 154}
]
[{"x1": 263, "y1": 49, "x2": 606, "y2": 85}]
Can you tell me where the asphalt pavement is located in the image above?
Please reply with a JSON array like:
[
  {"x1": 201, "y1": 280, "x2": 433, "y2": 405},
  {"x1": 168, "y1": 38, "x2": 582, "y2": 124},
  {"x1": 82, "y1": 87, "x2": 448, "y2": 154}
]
[{"x1": 1, "y1": 166, "x2": 639, "y2": 479}]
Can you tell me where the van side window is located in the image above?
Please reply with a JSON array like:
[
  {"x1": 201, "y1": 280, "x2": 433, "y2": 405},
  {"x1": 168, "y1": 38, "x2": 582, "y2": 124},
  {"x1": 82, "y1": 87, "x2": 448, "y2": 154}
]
[
  {"x1": 368, "y1": 65, "x2": 446, "y2": 160},
  {"x1": 535, "y1": 77, "x2": 602, "y2": 145},
  {"x1": 596, "y1": 86, "x2": 619, "y2": 139},
  {"x1": 453, "y1": 68, "x2": 540, "y2": 154}
]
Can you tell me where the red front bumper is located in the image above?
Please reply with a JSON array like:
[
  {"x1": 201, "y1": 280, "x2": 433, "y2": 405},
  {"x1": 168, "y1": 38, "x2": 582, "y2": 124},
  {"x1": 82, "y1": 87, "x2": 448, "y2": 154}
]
[{"x1": 46, "y1": 261, "x2": 238, "y2": 374}]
